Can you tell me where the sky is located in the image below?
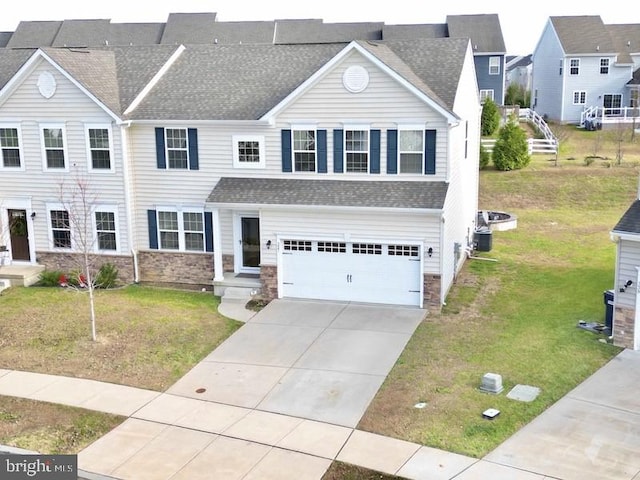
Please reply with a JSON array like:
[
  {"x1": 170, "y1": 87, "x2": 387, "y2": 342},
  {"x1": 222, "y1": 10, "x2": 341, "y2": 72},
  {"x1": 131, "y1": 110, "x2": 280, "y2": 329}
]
[{"x1": 1, "y1": 0, "x2": 638, "y2": 55}]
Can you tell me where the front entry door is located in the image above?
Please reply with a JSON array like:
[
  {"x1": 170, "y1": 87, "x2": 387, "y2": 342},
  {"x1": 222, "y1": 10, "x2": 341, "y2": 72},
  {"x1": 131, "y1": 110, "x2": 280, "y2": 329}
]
[
  {"x1": 241, "y1": 217, "x2": 260, "y2": 271},
  {"x1": 8, "y1": 209, "x2": 30, "y2": 261}
]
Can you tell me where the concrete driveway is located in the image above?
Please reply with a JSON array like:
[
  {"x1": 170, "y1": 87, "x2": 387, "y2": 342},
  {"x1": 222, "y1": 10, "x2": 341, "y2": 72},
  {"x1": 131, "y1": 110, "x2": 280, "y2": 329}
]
[
  {"x1": 167, "y1": 299, "x2": 425, "y2": 427},
  {"x1": 486, "y1": 349, "x2": 640, "y2": 480}
]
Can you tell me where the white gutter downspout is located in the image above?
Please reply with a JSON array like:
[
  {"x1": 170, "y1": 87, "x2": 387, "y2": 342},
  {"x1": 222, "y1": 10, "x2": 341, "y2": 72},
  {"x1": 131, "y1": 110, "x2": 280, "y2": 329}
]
[
  {"x1": 440, "y1": 213, "x2": 446, "y2": 306},
  {"x1": 120, "y1": 121, "x2": 139, "y2": 283}
]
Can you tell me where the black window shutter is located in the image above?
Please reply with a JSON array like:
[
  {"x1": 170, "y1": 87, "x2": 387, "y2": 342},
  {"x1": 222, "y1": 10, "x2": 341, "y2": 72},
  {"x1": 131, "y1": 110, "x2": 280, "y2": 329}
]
[
  {"x1": 333, "y1": 129, "x2": 343, "y2": 173},
  {"x1": 370, "y1": 129, "x2": 380, "y2": 174},
  {"x1": 155, "y1": 128, "x2": 166, "y2": 169},
  {"x1": 204, "y1": 212, "x2": 213, "y2": 252},
  {"x1": 425, "y1": 129, "x2": 436, "y2": 175},
  {"x1": 147, "y1": 210, "x2": 158, "y2": 249},
  {"x1": 281, "y1": 130, "x2": 292, "y2": 172},
  {"x1": 387, "y1": 130, "x2": 398, "y2": 174},
  {"x1": 317, "y1": 129, "x2": 327, "y2": 173},
  {"x1": 188, "y1": 128, "x2": 199, "y2": 170}
]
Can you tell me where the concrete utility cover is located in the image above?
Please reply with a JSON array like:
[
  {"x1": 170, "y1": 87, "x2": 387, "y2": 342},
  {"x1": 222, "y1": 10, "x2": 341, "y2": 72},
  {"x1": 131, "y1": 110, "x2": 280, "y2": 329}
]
[{"x1": 507, "y1": 384, "x2": 540, "y2": 402}]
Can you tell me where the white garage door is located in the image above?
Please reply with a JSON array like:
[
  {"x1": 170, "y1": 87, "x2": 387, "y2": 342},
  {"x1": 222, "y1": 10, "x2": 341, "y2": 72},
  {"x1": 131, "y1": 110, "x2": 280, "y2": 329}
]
[{"x1": 281, "y1": 240, "x2": 422, "y2": 306}]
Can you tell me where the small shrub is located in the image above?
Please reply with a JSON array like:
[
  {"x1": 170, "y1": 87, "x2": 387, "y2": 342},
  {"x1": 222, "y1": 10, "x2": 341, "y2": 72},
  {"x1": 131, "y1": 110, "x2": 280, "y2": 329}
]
[
  {"x1": 479, "y1": 144, "x2": 491, "y2": 169},
  {"x1": 95, "y1": 263, "x2": 118, "y2": 289},
  {"x1": 492, "y1": 119, "x2": 530, "y2": 171},
  {"x1": 481, "y1": 98, "x2": 501, "y2": 136},
  {"x1": 38, "y1": 270, "x2": 65, "y2": 287}
]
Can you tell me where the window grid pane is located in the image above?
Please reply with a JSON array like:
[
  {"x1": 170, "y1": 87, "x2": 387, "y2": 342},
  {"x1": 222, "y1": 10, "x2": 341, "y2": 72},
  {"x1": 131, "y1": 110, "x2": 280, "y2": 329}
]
[
  {"x1": 399, "y1": 130, "x2": 423, "y2": 174},
  {"x1": 570, "y1": 59, "x2": 579, "y2": 75},
  {"x1": 89, "y1": 129, "x2": 111, "y2": 169},
  {"x1": 352, "y1": 243, "x2": 382, "y2": 255},
  {"x1": 50, "y1": 210, "x2": 71, "y2": 249},
  {"x1": 388, "y1": 245, "x2": 419, "y2": 257},
  {"x1": 43, "y1": 128, "x2": 65, "y2": 168},
  {"x1": 600, "y1": 58, "x2": 609, "y2": 74},
  {"x1": 317, "y1": 242, "x2": 346, "y2": 253},
  {"x1": 183, "y1": 212, "x2": 204, "y2": 252},
  {"x1": 283, "y1": 240, "x2": 312, "y2": 251},
  {"x1": 166, "y1": 129, "x2": 188, "y2": 169},
  {"x1": 293, "y1": 130, "x2": 316, "y2": 172},
  {"x1": 238, "y1": 141, "x2": 260, "y2": 163},
  {"x1": 158, "y1": 211, "x2": 179, "y2": 249}
]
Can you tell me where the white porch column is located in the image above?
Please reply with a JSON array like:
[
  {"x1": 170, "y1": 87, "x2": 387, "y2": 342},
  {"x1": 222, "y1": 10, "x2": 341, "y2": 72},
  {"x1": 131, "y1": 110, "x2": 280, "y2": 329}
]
[{"x1": 212, "y1": 208, "x2": 224, "y2": 282}]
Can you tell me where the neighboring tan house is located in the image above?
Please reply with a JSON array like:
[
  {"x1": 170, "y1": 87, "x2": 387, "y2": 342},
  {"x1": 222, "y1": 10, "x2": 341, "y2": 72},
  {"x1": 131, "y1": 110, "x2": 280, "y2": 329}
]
[
  {"x1": 0, "y1": 37, "x2": 480, "y2": 309},
  {"x1": 611, "y1": 195, "x2": 640, "y2": 350},
  {"x1": 532, "y1": 16, "x2": 640, "y2": 126}
]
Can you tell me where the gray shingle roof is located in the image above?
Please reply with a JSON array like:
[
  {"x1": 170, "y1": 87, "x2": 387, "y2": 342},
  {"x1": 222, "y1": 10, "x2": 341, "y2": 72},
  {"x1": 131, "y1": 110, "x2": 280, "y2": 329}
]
[
  {"x1": 275, "y1": 20, "x2": 383, "y2": 44},
  {"x1": 126, "y1": 43, "x2": 346, "y2": 120},
  {"x1": 550, "y1": 16, "x2": 616, "y2": 55},
  {"x1": 606, "y1": 24, "x2": 640, "y2": 64},
  {"x1": 160, "y1": 13, "x2": 218, "y2": 44},
  {"x1": 207, "y1": 177, "x2": 449, "y2": 209},
  {"x1": 6, "y1": 21, "x2": 62, "y2": 48},
  {"x1": 0, "y1": 33, "x2": 12, "y2": 48},
  {"x1": 106, "y1": 23, "x2": 165, "y2": 46},
  {"x1": 446, "y1": 14, "x2": 506, "y2": 53},
  {"x1": 209, "y1": 21, "x2": 275, "y2": 44},
  {"x1": 613, "y1": 200, "x2": 640, "y2": 234},
  {"x1": 383, "y1": 24, "x2": 448, "y2": 40},
  {"x1": 628, "y1": 67, "x2": 640, "y2": 86},
  {"x1": 0, "y1": 48, "x2": 36, "y2": 89},
  {"x1": 52, "y1": 19, "x2": 111, "y2": 47}
]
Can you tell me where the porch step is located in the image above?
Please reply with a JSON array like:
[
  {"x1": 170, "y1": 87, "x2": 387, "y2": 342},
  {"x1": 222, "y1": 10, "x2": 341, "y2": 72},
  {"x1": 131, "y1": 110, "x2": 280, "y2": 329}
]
[
  {"x1": 213, "y1": 273, "x2": 261, "y2": 297},
  {"x1": 0, "y1": 279, "x2": 10, "y2": 293},
  {"x1": 0, "y1": 265, "x2": 45, "y2": 287},
  {"x1": 218, "y1": 286, "x2": 257, "y2": 322}
]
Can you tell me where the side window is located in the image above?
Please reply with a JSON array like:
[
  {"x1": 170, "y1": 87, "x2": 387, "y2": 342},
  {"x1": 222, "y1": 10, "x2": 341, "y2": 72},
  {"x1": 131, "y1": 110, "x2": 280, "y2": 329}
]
[
  {"x1": 489, "y1": 56, "x2": 501, "y2": 75},
  {"x1": 233, "y1": 135, "x2": 265, "y2": 168},
  {"x1": 0, "y1": 126, "x2": 22, "y2": 169},
  {"x1": 345, "y1": 129, "x2": 369, "y2": 173},
  {"x1": 293, "y1": 129, "x2": 316, "y2": 172},
  {"x1": 86, "y1": 126, "x2": 113, "y2": 171},
  {"x1": 49, "y1": 209, "x2": 71, "y2": 249},
  {"x1": 398, "y1": 130, "x2": 423, "y2": 174},
  {"x1": 41, "y1": 125, "x2": 67, "y2": 170}
]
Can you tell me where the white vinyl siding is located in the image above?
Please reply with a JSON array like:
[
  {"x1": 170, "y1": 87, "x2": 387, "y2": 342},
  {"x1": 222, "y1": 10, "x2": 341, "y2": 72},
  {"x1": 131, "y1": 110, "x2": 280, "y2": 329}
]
[
  {"x1": 0, "y1": 59, "x2": 129, "y2": 254},
  {"x1": 531, "y1": 21, "x2": 566, "y2": 121}
]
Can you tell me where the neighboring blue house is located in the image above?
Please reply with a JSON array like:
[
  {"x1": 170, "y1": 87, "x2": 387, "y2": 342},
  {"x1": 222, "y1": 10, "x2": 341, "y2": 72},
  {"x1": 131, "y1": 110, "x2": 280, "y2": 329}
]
[{"x1": 532, "y1": 16, "x2": 640, "y2": 125}]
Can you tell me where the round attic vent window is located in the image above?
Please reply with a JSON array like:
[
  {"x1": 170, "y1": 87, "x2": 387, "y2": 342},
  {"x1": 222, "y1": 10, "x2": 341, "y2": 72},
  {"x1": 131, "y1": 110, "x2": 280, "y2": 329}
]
[
  {"x1": 37, "y1": 71, "x2": 56, "y2": 99},
  {"x1": 343, "y1": 65, "x2": 369, "y2": 93}
]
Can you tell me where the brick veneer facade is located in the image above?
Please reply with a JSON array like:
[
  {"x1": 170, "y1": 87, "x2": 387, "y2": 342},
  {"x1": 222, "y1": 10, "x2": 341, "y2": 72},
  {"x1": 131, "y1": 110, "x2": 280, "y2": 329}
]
[
  {"x1": 36, "y1": 251, "x2": 135, "y2": 284},
  {"x1": 260, "y1": 265, "x2": 278, "y2": 300},
  {"x1": 137, "y1": 251, "x2": 214, "y2": 289},
  {"x1": 424, "y1": 274, "x2": 442, "y2": 310},
  {"x1": 222, "y1": 254, "x2": 234, "y2": 272},
  {"x1": 614, "y1": 306, "x2": 636, "y2": 349}
]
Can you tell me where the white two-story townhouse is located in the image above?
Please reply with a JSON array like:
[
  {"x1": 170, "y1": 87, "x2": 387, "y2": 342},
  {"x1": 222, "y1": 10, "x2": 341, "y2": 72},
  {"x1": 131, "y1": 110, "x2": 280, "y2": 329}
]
[
  {"x1": 0, "y1": 37, "x2": 480, "y2": 309},
  {"x1": 532, "y1": 16, "x2": 640, "y2": 125}
]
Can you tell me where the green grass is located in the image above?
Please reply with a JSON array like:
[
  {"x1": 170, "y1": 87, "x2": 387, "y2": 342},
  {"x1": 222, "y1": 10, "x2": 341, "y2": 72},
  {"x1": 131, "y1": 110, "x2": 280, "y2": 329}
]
[{"x1": 358, "y1": 154, "x2": 635, "y2": 457}]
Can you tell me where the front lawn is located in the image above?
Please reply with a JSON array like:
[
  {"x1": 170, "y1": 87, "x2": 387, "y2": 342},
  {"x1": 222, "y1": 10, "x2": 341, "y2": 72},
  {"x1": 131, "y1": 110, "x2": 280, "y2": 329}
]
[
  {"x1": 357, "y1": 155, "x2": 635, "y2": 457},
  {"x1": 0, "y1": 285, "x2": 241, "y2": 391}
]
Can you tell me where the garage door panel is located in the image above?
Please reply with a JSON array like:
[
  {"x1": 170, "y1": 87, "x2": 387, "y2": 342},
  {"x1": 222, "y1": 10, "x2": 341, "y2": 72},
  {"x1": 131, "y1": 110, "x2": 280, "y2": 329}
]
[{"x1": 281, "y1": 240, "x2": 422, "y2": 306}]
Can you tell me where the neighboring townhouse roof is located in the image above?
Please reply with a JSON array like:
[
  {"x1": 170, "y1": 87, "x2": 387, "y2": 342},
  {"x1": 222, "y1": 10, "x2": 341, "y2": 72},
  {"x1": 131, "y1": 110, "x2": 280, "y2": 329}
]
[
  {"x1": 209, "y1": 21, "x2": 275, "y2": 44},
  {"x1": 607, "y1": 24, "x2": 640, "y2": 64},
  {"x1": 105, "y1": 23, "x2": 166, "y2": 46},
  {"x1": 274, "y1": 20, "x2": 383, "y2": 44},
  {"x1": 0, "y1": 32, "x2": 12, "y2": 48},
  {"x1": 160, "y1": 12, "x2": 218, "y2": 44},
  {"x1": 446, "y1": 14, "x2": 506, "y2": 53},
  {"x1": 549, "y1": 16, "x2": 616, "y2": 55},
  {"x1": 51, "y1": 19, "x2": 111, "y2": 47},
  {"x1": 382, "y1": 24, "x2": 448, "y2": 40},
  {"x1": 207, "y1": 177, "x2": 449, "y2": 210},
  {"x1": 628, "y1": 67, "x2": 640, "y2": 86},
  {"x1": 6, "y1": 21, "x2": 62, "y2": 48},
  {"x1": 506, "y1": 54, "x2": 532, "y2": 70},
  {"x1": 613, "y1": 200, "x2": 640, "y2": 235}
]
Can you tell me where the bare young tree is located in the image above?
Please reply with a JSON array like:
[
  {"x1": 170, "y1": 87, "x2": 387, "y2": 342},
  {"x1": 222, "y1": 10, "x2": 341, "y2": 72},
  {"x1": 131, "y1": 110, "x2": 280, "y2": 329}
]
[
  {"x1": 58, "y1": 175, "x2": 100, "y2": 341},
  {"x1": 608, "y1": 122, "x2": 631, "y2": 165}
]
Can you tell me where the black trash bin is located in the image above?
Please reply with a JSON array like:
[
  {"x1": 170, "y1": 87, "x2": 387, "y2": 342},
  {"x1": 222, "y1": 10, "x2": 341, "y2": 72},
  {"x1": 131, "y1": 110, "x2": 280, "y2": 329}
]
[
  {"x1": 474, "y1": 228, "x2": 493, "y2": 252},
  {"x1": 604, "y1": 289, "x2": 614, "y2": 330}
]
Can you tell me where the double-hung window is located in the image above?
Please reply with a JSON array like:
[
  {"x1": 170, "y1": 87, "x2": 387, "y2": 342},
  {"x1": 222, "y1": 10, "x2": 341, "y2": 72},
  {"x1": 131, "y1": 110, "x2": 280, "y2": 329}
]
[
  {"x1": 166, "y1": 128, "x2": 188, "y2": 169},
  {"x1": 86, "y1": 126, "x2": 112, "y2": 171},
  {"x1": 600, "y1": 58, "x2": 610, "y2": 75},
  {"x1": 398, "y1": 129, "x2": 423, "y2": 174},
  {"x1": 480, "y1": 89, "x2": 494, "y2": 103},
  {"x1": 489, "y1": 56, "x2": 501, "y2": 75},
  {"x1": 0, "y1": 126, "x2": 21, "y2": 168},
  {"x1": 292, "y1": 129, "x2": 316, "y2": 172},
  {"x1": 41, "y1": 125, "x2": 67, "y2": 170},
  {"x1": 233, "y1": 135, "x2": 265, "y2": 168},
  {"x1": 50, "y1": 209, "x2": 71, "y2": 249},
  {"x1": 156, "y1": 209, "x2": 205, "y2": 252},
  {"x1": 345, "y1": 128, "x2": 369, "y2": 173},
  {"x1": 95, "y1": 210, "x2": 118, "y2": 252},
  {"x1": 569, "y1": 59, "x2": 580, "y2": 75}
]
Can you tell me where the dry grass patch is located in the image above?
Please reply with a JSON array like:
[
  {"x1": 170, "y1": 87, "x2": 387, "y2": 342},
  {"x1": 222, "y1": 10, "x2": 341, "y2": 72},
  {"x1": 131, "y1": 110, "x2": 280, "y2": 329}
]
[
  {"x1": 0, "y1": 396, "x2": 122, "y2": 454},
  {"x1": 0, "y1": 285, "x2": 241, "y2": 391}
]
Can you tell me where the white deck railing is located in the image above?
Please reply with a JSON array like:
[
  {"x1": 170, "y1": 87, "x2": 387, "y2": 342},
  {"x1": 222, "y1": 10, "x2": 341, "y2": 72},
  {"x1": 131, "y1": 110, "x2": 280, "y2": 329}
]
[{"x1": 581, "y1": 106, "x2": 640, "y2": 127}]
